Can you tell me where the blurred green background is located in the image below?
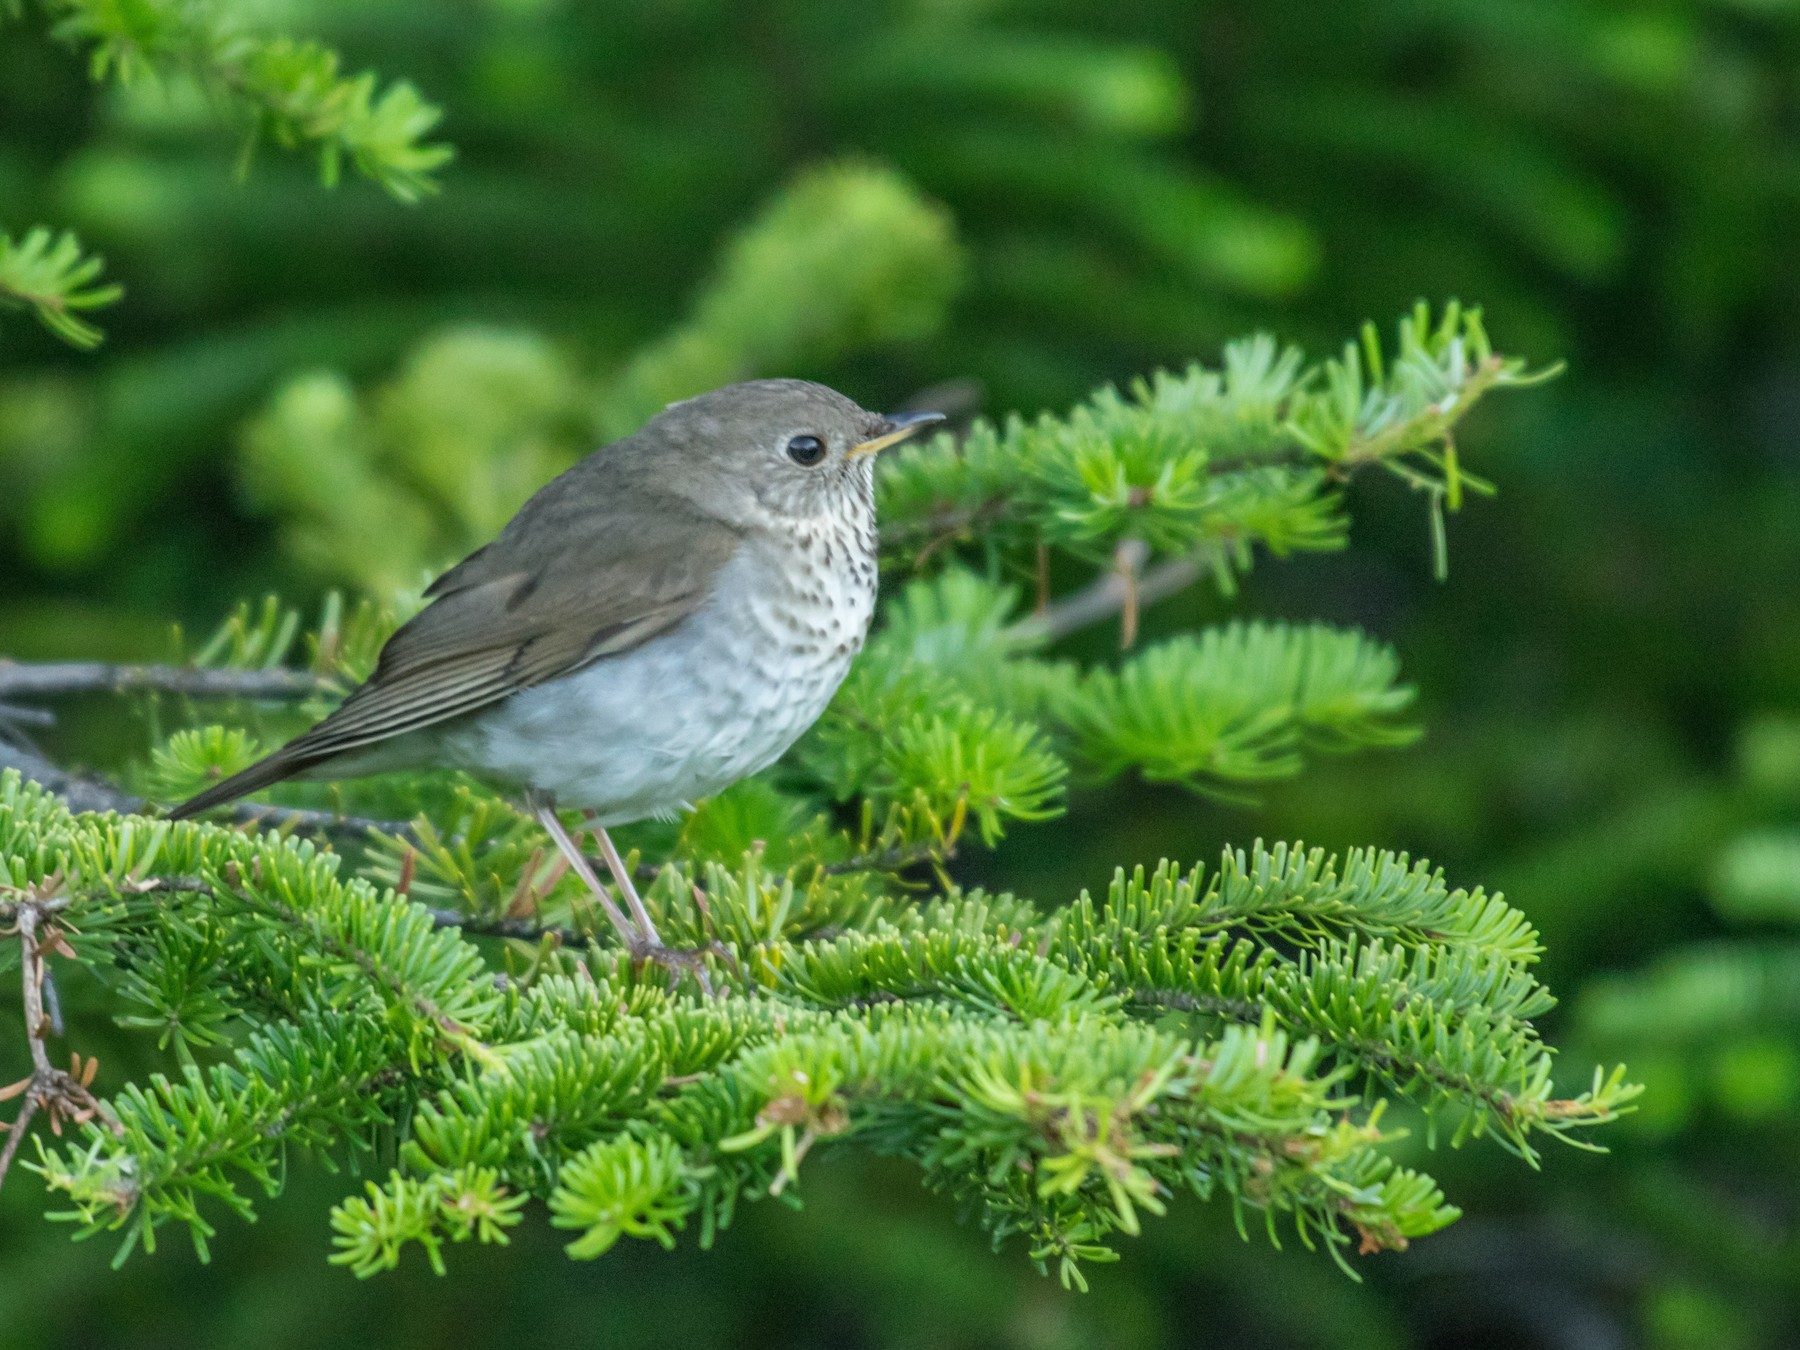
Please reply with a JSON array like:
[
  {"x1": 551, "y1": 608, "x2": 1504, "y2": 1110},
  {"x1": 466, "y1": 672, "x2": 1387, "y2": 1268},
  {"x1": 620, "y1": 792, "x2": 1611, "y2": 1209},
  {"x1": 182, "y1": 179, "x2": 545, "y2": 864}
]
[{"x1": 4, "y1": 2, "x2": 1799, "y2": 1346}]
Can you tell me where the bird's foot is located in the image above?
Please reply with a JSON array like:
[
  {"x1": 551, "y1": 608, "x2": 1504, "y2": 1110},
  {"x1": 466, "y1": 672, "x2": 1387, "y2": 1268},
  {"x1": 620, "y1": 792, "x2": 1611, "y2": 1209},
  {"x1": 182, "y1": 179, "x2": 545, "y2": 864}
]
[{"x1": 627, "y1": 939, "x2": 734, "y2": 996}]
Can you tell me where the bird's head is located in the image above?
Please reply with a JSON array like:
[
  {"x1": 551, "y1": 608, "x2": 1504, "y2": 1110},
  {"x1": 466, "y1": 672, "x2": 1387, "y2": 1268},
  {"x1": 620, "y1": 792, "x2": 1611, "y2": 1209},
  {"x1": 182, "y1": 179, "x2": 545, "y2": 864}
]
[{"x1": 635, "y1": 379, "x2": 944, "y2": 527}]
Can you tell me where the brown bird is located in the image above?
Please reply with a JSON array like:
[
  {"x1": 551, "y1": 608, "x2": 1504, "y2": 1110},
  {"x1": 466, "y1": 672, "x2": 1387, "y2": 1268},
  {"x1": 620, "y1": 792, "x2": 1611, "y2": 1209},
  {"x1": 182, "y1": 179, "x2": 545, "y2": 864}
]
[{"x1": 170, "y1": 379, "x2": 942, "y2": 969}]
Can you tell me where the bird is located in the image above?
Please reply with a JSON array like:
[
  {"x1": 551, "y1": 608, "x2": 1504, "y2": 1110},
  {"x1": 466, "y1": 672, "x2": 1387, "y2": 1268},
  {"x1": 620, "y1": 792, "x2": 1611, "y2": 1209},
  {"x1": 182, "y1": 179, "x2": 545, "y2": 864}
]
[{"x1": 168, "y1": 379, "x2": 944, "y2": 971}]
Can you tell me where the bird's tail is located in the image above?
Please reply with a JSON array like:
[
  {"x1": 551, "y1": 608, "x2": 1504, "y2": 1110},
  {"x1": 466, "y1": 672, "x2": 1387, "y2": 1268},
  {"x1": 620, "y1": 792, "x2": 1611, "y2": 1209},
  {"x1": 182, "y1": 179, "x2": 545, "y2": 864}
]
[{"x1": 165, "y1": 745, "x2": 325, "y2": 821}]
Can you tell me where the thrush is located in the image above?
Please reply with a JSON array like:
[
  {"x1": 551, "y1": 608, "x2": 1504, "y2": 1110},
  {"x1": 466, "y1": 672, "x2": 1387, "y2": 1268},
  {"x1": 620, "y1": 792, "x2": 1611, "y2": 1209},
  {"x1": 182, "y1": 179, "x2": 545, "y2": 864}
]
[{"x1": 169, "y1": 379, "x2": 943, "y2": 971}]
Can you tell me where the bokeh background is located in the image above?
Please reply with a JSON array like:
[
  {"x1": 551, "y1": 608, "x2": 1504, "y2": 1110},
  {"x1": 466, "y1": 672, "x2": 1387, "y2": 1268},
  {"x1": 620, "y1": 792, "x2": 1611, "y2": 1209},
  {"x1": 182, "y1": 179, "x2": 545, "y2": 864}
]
[{"x1": 4, "y1": 2, "x2": 1799, "y2": 1347}]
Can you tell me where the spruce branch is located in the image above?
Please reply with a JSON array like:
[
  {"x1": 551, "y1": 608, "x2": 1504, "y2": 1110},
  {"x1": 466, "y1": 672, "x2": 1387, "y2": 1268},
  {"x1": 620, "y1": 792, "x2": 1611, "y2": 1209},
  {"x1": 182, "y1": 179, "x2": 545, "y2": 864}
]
[
  {"x1": 223, "y1": 801, "x2": 416, "y2": 841},
  {"x1": 4, "y1": 2, "x2": 447, "y2": 348},
  {"x1": 4, "y1": 772, "x2": 1634, "y2": 1277},
  {"x1": 0, "y1": 659, "x2": 330, "y2": 702},
  {"x1": 32, "y1": 0, "x2": 452, "y2": 202},
  {"x1": 0, "y1": 738, "x2": 409, "y2": 841},
  {"x1": 423, "y1": 908, "x2": 593, "y2": 949},
  {"x1": 0, "y1": 308, "x2": 1631, "y2": 1282},
  {"x1": 0, "y1": 881, "x2": 116, "y2": 1195},
  {"x1": 880, "y1": 302, "x2": 1543, "y2": 587},
  {"x1": 40, "y1": 1013, "x2": 428, "y2": 1261},
  {"x1": 1057, "y1": 623, "x2": 1419, "y2": 794},
  {"x1": 0, "y1": 227, "x2": 122, "y2": 348},
  {"x1": 331, "y1": 1165, "x2": 528, "y2": 1276},
  {"x1": 1013, "y1": 539, "x2": 1203, "y2": 647}
]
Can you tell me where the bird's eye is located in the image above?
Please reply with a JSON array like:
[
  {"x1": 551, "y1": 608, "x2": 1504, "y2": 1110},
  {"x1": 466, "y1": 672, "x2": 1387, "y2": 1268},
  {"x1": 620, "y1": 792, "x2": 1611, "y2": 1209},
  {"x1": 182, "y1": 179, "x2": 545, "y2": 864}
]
[{"x1": 785, "y1": 434, "x2": 826, "y2": 467}]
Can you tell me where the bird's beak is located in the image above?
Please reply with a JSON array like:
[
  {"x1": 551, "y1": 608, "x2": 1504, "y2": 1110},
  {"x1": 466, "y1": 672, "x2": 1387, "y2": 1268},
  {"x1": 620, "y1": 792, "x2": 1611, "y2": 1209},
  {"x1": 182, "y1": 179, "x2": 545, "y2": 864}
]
[{"x1": 848, "y1": 410, "x2": 947, "y2": 459}]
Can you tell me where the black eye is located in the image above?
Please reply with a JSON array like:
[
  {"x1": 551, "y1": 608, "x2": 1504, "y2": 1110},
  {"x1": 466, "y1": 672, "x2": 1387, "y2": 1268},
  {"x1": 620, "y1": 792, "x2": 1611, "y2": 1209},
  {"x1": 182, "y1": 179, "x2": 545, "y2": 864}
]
[{"x1": 786, "y1": 434, "x2": 826, "y2": 467}]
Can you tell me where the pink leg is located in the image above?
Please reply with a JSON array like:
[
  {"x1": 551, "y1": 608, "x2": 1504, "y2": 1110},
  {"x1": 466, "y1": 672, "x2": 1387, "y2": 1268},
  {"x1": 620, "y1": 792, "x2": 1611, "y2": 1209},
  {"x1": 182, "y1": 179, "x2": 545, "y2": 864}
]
[
  {"x1": 584, "y1": 815, "x2": 664, "y2": 950},
  {"x1": 528, "y1": 792, "x2": 639, "y2": 948}
]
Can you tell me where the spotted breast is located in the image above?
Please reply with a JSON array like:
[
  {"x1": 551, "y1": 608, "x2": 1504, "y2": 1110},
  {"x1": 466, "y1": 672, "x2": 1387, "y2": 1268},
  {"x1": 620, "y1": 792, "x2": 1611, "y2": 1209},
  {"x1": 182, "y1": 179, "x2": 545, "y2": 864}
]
[{"x1": 433, "y1": 481, "x2": 879, "y2": 824}]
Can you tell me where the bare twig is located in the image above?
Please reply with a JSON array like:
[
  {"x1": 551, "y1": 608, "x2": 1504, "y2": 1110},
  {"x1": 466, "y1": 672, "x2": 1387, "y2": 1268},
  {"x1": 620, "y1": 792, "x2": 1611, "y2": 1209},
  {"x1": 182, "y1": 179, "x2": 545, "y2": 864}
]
[
  {"x1": 579, "y1": 837, "x2": 946, "y2": 887},
  {"x1": 816, "y1": 841, "x2": 947, "y2": 877},
  {"x1": 0, "y1": 660, "x2": 330, "y2": 702},
  {"x1": 0, "y1": 1088, "x2": 35, "y2": 1188},
  {"x1": 222, "y1": 801, "x2": 415, "y2": 840},
  {"x1": 426, "y1": 908, "x2": 595, "y2": 947},
  {"x1": 0, "y1": 740, "x2": 141, "y2": 815},
  {"x1": 119, "y1": 876, "x2": 214, "y2": 899},
  {"x1": 0, "y1": 702, "x2": 56, "y2": 729},
  {"x1": 1116, "y1": 541, "x2": 1143, "y2": 649},
  {"x1": 1, "y1": 884, "x2": 118, "y2": 1195},
  {"x1": 1010, "y1": 542, "x2": 1203, "y2": 646},
  {"x1": 0, "y1": 739, "x2": 412, "y2": 840}
]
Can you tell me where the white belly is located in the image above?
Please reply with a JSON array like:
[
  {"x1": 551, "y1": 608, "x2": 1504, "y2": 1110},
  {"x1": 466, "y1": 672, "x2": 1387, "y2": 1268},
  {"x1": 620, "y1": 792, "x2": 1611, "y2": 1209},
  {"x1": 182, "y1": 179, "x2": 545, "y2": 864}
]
[{"x1": 436, "y1": 533, "x2": 873, "y2": 823}]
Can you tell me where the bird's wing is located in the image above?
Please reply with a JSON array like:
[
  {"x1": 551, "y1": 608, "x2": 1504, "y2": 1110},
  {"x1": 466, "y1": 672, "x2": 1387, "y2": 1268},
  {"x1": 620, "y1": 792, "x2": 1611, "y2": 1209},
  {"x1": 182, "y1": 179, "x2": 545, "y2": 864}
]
[
  {"x1": 299, "y1": 495, "x2": 740, "y2": 760},
  {"x1": 168, "y1": 483, "x2": 741, "y2": 817}
]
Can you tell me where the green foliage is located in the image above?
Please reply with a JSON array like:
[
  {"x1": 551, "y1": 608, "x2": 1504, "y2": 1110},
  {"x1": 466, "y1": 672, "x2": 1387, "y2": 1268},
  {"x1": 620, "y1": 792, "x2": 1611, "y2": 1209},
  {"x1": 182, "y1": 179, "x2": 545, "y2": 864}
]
[
  {"x1": 238, "y1": 330, "x2": 588, "y2": 592},
  {"x1": 1541, "y1": 707, "x2": 1800, "y2": 1349},
  {"x1": 236, "y1": 163, "x2": 962, "y2": 593},
  {"x1": 1576, "y1": 713, "x2": 1800, "y2": 1134},
  {"x1": 549, "y1": 1134, "x2": 704, "y2": 1260},
  {"x1": 34, "y1": 0, "x2": 450, "y2": 199},
  {"x1": 1061, "y1": 624, "x2": 1418, "y2": 795},
  {"x1": 0, "y1": 309, "x2": 1642, "y2": 1290},
  {"x1": 797, "y1": 582, "x2": 1420, "y2": 827},
  {"x1": 0, "y1": 1, "x2": 1794, "y2": 1344},
  {"x1": 1709, "y1": 830, "x2": 1800, "y2": 926},
  {"x1": 142, "y1": 726, "x2": 265, "y2": 803},
  {"x1": 331, "y1": 1166, "x2": 527, "y2": 1277},
  {"x1": 879, "y1": 305, "x2": 1535, "y2": 582},
  {"x1": 0, "y1": 227, "x2": 121, "y2": 347},
  {"x1": 0, "y1": 0, "x2": 446, "y2": 350},
  {"x1": 1052, "y1": 846, "x2": 1632, "y2": 1161},
  {"x1": 597, "y1": 162, "x2": 963, "y2": 438},
  {"x1": 6, "y1": 772, "x2": 1628, "y2": 1283}
]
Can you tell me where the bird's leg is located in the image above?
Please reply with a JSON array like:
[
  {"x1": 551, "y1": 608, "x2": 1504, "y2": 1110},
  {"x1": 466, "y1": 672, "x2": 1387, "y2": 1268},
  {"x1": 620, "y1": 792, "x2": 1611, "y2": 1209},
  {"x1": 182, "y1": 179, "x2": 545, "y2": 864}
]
[
  {"x1": 579, "y1": 815, "x2": 722, "y2": 997},
  {"x1": 585, "y1": 821, "x2": 663, "y2": 950},
  {"x1": 527, "y1": 792, "x2": 639, "y2": 950},
  {"x1": 527, "y1": 794, "x2": 719, "y2": 991}
]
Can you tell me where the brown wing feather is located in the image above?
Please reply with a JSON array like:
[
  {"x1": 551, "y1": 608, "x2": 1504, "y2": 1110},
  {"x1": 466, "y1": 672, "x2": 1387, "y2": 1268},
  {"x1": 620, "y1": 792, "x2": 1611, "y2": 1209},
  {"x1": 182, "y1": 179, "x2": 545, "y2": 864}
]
[{"x1": 168, "y1": 461, "x2": 741, "y2": 819}]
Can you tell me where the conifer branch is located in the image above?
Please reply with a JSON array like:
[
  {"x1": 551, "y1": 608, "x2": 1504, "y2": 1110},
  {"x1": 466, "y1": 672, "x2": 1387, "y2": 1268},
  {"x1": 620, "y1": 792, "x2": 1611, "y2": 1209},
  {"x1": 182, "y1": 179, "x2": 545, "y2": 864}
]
[
  {"x1": 0, "y1": 308, "x2": 1631, "y2": 1283},
  {"x1": 3, "y1": 0, "x2": 448, "y2": 347},
  {"x1": 0, "y1": 739, "x2": 408, "y2": 840},
  {"x1": 1012, "y1": 539, "x2": 1207, "y2": 647},
  {"x1": 424, "y1": 909, "x2": 592, "y2": 949},
  {"x1": 31, "y1": 0, "x2": 452, "y2": 202},
  {"x1": 0, "y1": 660, "x2": 330, "y2": 701},
  {"x1": 0, "y1": 227, "x2": 122, "y2": 348},
  {"x1": 227, "y1": 802, "x2": 416, "y2": 840},
  {"x1": 0, "y1": 740, "x2": 142, "y2": 817},
  {"x1": 881, "y1": 302, "x2": 1537, "y2": 586},
  {"x1": 0, "y1": 882, "x2": 115, "y2": 1195}
]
